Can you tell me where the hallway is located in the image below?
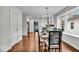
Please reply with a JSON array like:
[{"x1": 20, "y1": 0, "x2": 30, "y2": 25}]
[
  {"x1": 0, "y1": 6, "x2": 79, "y2": 52},
  {"x1": 8, "y1": 32, "x2": 76, "y2": 52},
  {"x1": 1, "y1": 1, "x2": 79, "y2": 59}
]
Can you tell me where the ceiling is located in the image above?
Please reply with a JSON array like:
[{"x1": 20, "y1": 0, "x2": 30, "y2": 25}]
[{"x1": 17, "y1": 6, "x2": 66, "y2": 19}]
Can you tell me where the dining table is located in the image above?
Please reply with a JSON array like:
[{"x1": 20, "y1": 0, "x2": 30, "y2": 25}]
[{"x1": 40, "y1": 30, "x2": 62, "y2": 52}]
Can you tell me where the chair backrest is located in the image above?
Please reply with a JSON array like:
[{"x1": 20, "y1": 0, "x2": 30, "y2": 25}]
[
  {"x1": 49, "y1": 31, "x2": 62, "y2": 47},
  {"x1": 53, "y1": 28, "x2": 57, "y2": 31}
]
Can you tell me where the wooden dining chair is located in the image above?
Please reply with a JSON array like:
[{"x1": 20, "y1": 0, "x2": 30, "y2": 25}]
[
  {"x1": 38, "y1": 31, "x2": 41, "y2": 52},
  {"x1": 38, "y1": 31, "x2": 44, "y2": 52},
  {"x1": 48, "y1": 31, "x2": 62, "y2": 52},
  {"x1": 38, "y1": 30, "x2": 48, "y2": 52}
]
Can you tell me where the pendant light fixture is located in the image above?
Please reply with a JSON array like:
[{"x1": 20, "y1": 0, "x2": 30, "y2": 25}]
[{"x1": 45, "y1": 7, "x2": 49, "y2": 25}]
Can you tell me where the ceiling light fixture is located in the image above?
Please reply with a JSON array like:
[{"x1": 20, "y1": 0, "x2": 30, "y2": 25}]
[{"x1": 45, "y1": 7, "x2": 50, "y2": 25}]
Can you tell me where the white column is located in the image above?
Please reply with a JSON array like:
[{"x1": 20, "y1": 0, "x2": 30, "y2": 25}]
[
  {"x1": 57, "y1": 17, "x2": 62, "y2": 29},
  {"x1": 64, "y1": 16, "x2": 67, "y2": 32}
]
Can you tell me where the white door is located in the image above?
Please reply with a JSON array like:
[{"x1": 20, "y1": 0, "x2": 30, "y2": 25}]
[
  {"x1": 10, "y1": 8, "x2": 18, "y2": 45},
  {"x1": 17, "y1": 11, "x2": 22, "y2": 42}
]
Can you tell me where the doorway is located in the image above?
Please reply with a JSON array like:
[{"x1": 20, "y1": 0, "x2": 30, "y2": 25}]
[
  {"x1": 27, "y1": 22, "x2": 30, "y2": 38},
  {"x1": 34, "y1": 21, "x2": 38, "y2": 32}
]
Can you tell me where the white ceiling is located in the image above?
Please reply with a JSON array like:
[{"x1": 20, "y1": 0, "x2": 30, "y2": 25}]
[{"x1": 17, "y1": 6, "x2": 66, "y2": 19}]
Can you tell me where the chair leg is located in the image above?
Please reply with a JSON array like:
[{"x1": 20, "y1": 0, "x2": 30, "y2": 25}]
[
  {"x1": 48, "y1": 47, "x2": 50, "y2": 52},
  {"x1": 44, "y1": 43, "x2": 47, "y2": 52},
  {"x1": 53, "y1": 49, "x2": 60, "y2": 52},
  {"x1": 56, "y1": 49, "x2": 58, "y2": 52},
  {"x1": 59, "y1": 49, "x2": 60, "y2": 52}
]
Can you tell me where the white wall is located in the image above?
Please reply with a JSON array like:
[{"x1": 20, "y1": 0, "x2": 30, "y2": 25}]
[
  {"x1": 52, "y1": 16, "x2": 57, "y2": 28},
  {"x1": 38, "y1": 19, "x2": 47, "y2": 32},
  {"x1": 62, "y1": 15, "x2": 79, "y2": 50},
  {"x1": 29, "y1": 20, "x2": 34, "y2": 32},
  {"x1": 0, "y1": 7, "x2": 10, "y2": 51},
  {"x1": 22, "y1": 14, "x2": 27, "y2": 36},
  {"x1": 0, "y1": 7, "x2": 22, "y2": 51},
  {"x1": 57, "y1": 7, "x2": 79, "y2": 50},
  {"x1": 66, "y1": 19, "x2": 79, "y2": 35},
  {"x1": 62, "y1": 7, "x2": 79, "y2": 36},
  {"x1": 57, "y1": 17, "x2": 62, "y2": 29},
  {"x1": 22, "y1": 15, "x2": 35, "y2": 35}
]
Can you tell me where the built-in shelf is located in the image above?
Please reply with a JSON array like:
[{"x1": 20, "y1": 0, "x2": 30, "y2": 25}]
[{"x1": 63, "y1": 32, "x2": 79, "y2": 38}]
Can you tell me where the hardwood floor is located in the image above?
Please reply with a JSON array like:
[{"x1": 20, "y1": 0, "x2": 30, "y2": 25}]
[
  {"x1": 8, "y1": 32, "x2": 39, "y2": 52},
  {"x1": 8, "y1": 32, "x2": 77, "y2": 52}
]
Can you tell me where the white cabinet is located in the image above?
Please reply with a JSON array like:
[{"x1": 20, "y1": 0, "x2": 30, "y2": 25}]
[{"x1": 0, "y1": 7, "x2": 22, "y2": 51}]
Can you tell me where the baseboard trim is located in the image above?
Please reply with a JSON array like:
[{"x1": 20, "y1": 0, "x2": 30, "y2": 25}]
[
  {"x1": 63, "y1": 41, "x2": 79, "y2": 52},
  {"x1": 8, "y1": 38, "x2": 23, "y2": 52}
]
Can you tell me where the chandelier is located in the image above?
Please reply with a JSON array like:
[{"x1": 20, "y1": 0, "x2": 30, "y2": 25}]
[{"x1": 45, "y1": 7, "x2": 49, "y2": 25}]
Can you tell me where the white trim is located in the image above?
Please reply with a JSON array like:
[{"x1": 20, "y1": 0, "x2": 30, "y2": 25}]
[
  {"x1": 63, "y1": 32, "x2": 79, "y2": 38},
  {"x1": 63, "y1": 39, "x2": 79, "y2": 50}
]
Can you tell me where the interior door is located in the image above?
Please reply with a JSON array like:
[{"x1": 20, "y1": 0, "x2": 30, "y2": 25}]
[
  {"x1": 10, "y1": 8, "x2": 18, "y2": 45},
  {"x1": 27, "y1": 22, "x2": 29, "y2": 34},
  {"x1": 34, "y1": 21, "x2": 38, "y2": 32},
  {"x1": 17, "y1": 11, "x2": 22, "y2": 42}
]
